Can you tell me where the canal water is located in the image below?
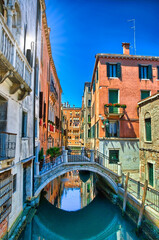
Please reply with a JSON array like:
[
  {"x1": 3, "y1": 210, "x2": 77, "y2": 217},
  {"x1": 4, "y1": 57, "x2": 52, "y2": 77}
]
[{"x1": 19, "y1": 171, "x2": 147, "y2": 240}]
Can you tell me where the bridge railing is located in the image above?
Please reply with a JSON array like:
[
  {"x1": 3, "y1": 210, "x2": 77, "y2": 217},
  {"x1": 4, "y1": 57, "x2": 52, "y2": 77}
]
[
  {"x1": 122, "y1": 173, "x2": 159, "y2": 212},
  {"x1": 37, "y1": 147, "x2": 121, "y2": 178},
  {"x1": 39, "y1": 151, "x2": 63, "y2": 175}
]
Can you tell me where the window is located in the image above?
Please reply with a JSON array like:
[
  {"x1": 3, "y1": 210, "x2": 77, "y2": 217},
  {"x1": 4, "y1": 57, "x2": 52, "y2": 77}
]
[
  {"x1": 107, "y1": 63, "x2": 121, "y2": 78},
  {"x1": 91, "y1": 125, "x2": 95, "y2": 138},
  {"x1": 145, "y1": 118, "x2": 151, "y2": 141},
  {"x1": 139, "y1": 65, "x2": 152, "y2": 79},
  {"x1": 109, "y1": 150, "x2": 119, "y2": 163},
  {"x1": 35, "y1": 63, "x2": 39, "y2": 96},
  {"x1": 22, "y1": 111, "x2": 27, "y2": 137},
  {"x1": 141, "y1": 90, "x2": 150, "y2": 100},
  {"x1": 157, "y1": 66, "x2": 159, "y2": 79},
  {"x1": 35, "y1": 118, "x2": 38, "y2": 138},
  {"x1": 106, "y1": 120, "x2": 119, "y2": 137},
  {"x1": 88, "y1": 129, "x2": 91, "y2": 138},
  {"x1": 148, "y1": 163, "x2": 154, "y2": 187},
  {"x1": 88, "y1": 86, "x2": 91, "y2": 92},
  {"x1": 96, "y1": 67, "x2": 98, "y2": 82},
  {"x1": 88, "y1": 100, "x2": 91, "y2": 107},
  {"x1": 13, "y1": 174, "x2": 17, "y2": 193},
  {"x1": 88, "y1": 115, "x2": 91, "y2": 123},
  {"x1": 109, "y1": 90, "x2": 119, "y2": 113},
  {"x1": 93, "y1": 80, "x2": 95, "y2": 93}
]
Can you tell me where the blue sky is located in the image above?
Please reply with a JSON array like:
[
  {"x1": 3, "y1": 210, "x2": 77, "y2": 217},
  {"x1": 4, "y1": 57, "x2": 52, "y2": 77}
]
[{"x1": 45, "y1": 0, "x2": 159, "y2": 107}]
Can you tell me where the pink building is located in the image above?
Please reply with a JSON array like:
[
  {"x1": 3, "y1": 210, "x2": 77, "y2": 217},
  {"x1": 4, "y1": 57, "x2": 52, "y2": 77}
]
[{"x1": 91, "y1": 43, "x2": 159, "y2": 171}]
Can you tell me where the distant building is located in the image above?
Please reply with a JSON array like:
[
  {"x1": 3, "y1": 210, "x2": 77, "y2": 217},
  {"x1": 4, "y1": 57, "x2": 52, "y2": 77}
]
[
  {"x1": 90, "y1": 43, "x2": 159, "y2": 172},
  {"x1": 83, "y1": 83, "x2": 91, "y2": 148},
  {"x1": 138, "y1": 92, "x2": 159, "y2": 190},
  {"x1": 63, "y1": 103, "x2": 81, "y2": 149}
]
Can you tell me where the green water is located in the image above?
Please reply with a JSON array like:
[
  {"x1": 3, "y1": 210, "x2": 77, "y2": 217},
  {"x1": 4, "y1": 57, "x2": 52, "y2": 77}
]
[{"x1": 19, "y1": 171, "x2": 147, "y2": 240}]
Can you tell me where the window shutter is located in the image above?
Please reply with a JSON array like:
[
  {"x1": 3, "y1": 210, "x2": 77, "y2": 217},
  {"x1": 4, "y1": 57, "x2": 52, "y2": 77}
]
[
  {"x1": 106, "y1": 63, "x2": 110, "y2": 77},
  {"x1": 157, "y1": 66, "x2": 159, "y2": 79},
  {"x1": 39, "y1": 92, "x2": 43, "y2": 119},
  {"x1": 139, "y1": 64, "x2": 141, "y2": 79},
  {"x1": 93, "y1": 81, "x2": 95, "y2": 93},
  {"x1": 117, "y1": 63, "x2": 121, "y2": 78},
  {"x1": 43, "y1": 102, "x2": 46, "y2": 123},
  {"x1": 148, "y1": 65, "x2": 152, "y2": 79},
  {"x1": 96, "y1": 68, "x2": 98, "y2": 82},
  {"x1": 145, "y1": 118, "x2": 151, "y2": 141}
]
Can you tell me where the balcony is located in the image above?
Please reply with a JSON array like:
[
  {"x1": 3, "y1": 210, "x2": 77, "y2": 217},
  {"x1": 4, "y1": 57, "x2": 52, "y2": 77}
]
[
  {"x1": 0, "y1": 132, "x2": 16, "y2": 169},
  {"x1": 104, "y1": 104, "x2": 126, "y2": 119},
  {"x1": 0, "y1": 14, "x2": 32, "y2": 100}
]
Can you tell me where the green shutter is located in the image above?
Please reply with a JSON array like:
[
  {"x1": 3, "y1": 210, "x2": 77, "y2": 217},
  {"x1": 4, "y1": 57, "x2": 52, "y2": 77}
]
[
  {"x1": 109, "y1": 90, "x2": 118, "y2": 113},
  {"x1": 148, "y1": 163, "x2": 153, "y2": 186},
  {"x1": 148, "y1": 65, "x2": 152, "y2": 79},
  {"x1": 139, "y1": 64, "x2": 141, "y2": 79},
  {"x1": 106, "y1": 63, "x2": 110, "y2": 77},
  {"x1": 97, "y1": 121, "x2": 99, "y2": 138},
  {"x1": 145, "y1": 118, "x2": 151, "y2": 141},
  {"x1": 117, "y1": 63, "x2": 121, "y2": 78}
]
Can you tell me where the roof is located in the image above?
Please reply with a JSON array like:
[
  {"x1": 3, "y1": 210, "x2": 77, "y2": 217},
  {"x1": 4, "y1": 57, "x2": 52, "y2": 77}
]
[{"x1": 138, "y1": 92, "x2": 159, "y2": 106}]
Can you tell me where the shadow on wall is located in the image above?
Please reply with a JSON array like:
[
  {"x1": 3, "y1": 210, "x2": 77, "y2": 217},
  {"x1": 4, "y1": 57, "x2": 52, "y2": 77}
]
[{"x1": 121, "y1": 111, "x2": 138, "y2": 138}]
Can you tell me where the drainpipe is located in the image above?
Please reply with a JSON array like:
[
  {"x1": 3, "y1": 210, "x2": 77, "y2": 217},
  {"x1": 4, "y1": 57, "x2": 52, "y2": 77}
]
[{"x1": 32, "y1": 0, "x2": 39, "y2": 196}]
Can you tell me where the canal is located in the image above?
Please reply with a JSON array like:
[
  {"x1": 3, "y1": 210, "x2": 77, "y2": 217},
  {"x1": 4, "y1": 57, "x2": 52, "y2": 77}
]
[{"x1": 19, "y1": 170, "x2": 147, "y2": 240}]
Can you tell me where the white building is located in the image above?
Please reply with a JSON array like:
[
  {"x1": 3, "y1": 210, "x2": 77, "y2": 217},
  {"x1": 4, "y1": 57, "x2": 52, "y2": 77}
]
[{"x1": 0, "y1": 0, "x2": 42, "y2": 236}]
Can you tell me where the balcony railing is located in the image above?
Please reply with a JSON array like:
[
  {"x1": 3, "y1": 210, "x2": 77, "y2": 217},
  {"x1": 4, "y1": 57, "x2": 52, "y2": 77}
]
[
  {"x1": 0, "y1": 14, "x2": 32, "y2": 98},
  {"x1": 0, "y1": 132, "x2": 16, "y2": 161},
  {"x1": 104, "y1": 104, "x2": 126, "y2": 119}
]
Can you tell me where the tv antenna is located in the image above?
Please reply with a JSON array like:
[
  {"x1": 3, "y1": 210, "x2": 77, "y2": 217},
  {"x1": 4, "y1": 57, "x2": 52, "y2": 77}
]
[{"x1": 128, "y1": 19, "x2": 136, "y2": 55}]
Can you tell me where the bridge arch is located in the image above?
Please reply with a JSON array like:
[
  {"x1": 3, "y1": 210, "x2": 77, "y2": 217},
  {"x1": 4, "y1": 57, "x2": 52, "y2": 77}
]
[{"x1": 34, "y1": 162, "x2": 119, "y2": 198}]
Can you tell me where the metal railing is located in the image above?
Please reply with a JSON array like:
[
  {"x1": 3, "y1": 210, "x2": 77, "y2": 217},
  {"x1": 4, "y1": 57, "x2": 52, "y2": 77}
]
[
  {"x1": 68, "y1": 150, "x2": 90, "y2": 163},
  {"x1": 39, "y1": 151, "x2": 63, "y2": 174},
  {"x1": 0, "y1": 132, "x2": 16, "y2": 160},
  {"x1": 94, "y1": 150, "x2": 118, "y2": 173},
  {"x1": 0, "y1": 14, "x2": 32, "y2": 88},
  {"x1": 122, "y1": 174, "x2": 159, "y2": 212}
]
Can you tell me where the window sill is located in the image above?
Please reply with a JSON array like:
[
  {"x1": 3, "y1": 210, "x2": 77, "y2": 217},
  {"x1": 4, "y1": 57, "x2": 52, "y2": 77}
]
[
  {"x1": 108, "y1": 77, "x2": 119, "y2": 79},
  {"x1": 141, "y1": 79, "x2": 151, "y2": 81},
  {"x1": 22, "y1": 137, "x2": 29, "y2": 140},
  {"x1": 145, "y1": 141, "x2": 152, "y2": 144}
]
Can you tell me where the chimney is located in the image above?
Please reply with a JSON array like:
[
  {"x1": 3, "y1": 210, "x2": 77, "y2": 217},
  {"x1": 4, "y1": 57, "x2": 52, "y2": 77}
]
[{"x1": 122, "y1": 42, "x2": 130, "y2": 55}]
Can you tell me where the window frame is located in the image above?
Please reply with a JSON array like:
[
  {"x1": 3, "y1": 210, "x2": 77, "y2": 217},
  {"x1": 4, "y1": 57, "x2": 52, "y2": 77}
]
[
  {"x1": 22, "y1": 111, "x2": 28, "y2": 138},
  {"x1": 145, "y1": 117, "x2": 152, "y2": 142},
  {"x1": 109, "y1": 150, "x2": 119, "y2": 164}
]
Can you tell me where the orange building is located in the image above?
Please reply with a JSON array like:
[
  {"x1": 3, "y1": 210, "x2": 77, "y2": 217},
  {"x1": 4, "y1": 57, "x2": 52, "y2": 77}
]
[
  {"x1": 63, "y1": 104, "x2": 81, "y2": 149},
  {"x1": 91, "y1": 43, "x2": 159, "y2": 171},
  {"x1": 39, "y1": 7, "x2": 62, "y2": 154}
]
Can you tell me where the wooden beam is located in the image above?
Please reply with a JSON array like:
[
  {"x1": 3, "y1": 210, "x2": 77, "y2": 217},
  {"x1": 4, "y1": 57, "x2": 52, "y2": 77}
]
[
  {"x1": 122, "y1": 172, "x2": 129, "y2": 215},
  {"x1": 137, "y1": 180, "x2": 148, "y2": 230},
  {"x1": 18, "y1": 91, "x2": 28, "y2": 101},
  {"x1": 10, "y1": 83, "x2": 20, "y2": 94}
]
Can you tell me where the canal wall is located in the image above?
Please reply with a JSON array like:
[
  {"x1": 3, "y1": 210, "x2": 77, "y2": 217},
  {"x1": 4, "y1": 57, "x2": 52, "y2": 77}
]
[{"x1": 97, "y1": 175, "x2": 159, "y2": 240}]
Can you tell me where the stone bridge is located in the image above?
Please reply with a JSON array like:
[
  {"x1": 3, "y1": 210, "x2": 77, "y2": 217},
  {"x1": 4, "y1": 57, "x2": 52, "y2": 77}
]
[{"x1": 34, "y1": 149, "x2": 122, "y2": 198}]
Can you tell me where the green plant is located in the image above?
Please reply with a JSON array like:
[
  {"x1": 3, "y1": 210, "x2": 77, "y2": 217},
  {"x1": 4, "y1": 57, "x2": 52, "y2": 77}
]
[
  {"x1": 38, "y1": 148, "x2": 44, "y2": 161},
  {"x1": 46, "y1": 147, "x2": 60, "y2": 157}
]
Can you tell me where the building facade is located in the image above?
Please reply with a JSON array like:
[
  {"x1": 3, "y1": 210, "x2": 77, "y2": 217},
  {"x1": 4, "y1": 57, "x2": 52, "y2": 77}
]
[
  {"x1": 83, "y1": 82, "x2": 91, "y2": 148},
  {"x1": 39, "y1": 6, "x2": 62, "y2": 157},
  {"x1": 138, "y1": 93, "x2": 159, "y2": 190},
  {"x1": 90, "y1": 43, "x2": 159, "y2": 171},
  {"x1": 63, "y1": 104, "x2": 81, "y2": 149},
  {"x1": 0, "y1": 0, "x2": 42, "y2": 237}
]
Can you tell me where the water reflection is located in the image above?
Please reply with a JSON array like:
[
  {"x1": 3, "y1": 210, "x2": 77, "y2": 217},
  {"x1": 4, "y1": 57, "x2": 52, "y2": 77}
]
[
  {"x1": 44, "y1": 170, "x2": 96, "y2": 211},
  {"x1": 19, "y1": 171, "x2": 147, "y2": 240}
]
